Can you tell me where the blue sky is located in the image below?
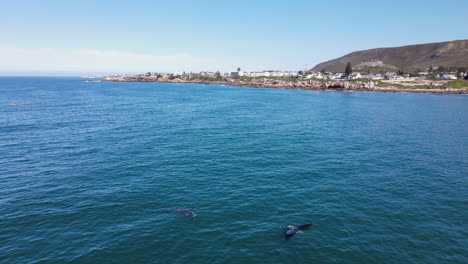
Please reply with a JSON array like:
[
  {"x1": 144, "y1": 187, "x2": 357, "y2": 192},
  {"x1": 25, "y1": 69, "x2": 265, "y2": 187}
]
[{"x1": 1, "y1": 0, "x2": 467, "y2": 75}]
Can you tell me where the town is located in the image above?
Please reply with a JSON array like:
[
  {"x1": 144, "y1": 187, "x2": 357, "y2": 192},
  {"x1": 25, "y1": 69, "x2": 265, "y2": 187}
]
[
  {"x1": 102, "y1": 64, "x2": 468, "y2": 93},
  {"x1": 121, "y1": 66, "x2": 468, "y2": 82}
]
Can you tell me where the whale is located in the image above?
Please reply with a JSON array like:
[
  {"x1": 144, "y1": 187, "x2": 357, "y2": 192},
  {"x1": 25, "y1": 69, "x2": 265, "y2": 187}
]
[
  {"x1": 173, "y1": 208, "x2": 196, "y2": 217},
  {"x1": 285, "y1": 224, "x2": 312, "y2": 238}
]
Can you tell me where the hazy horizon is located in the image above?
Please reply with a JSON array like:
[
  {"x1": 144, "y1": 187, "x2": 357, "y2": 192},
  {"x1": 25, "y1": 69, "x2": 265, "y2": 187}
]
[{"x1": 2, "y1": 0, "x2": 467, "y2": 75}]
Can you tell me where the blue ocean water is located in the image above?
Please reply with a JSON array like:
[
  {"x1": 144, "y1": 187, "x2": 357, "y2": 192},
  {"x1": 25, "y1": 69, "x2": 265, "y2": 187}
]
[{"x1": 0, "y1": 77, "x2": 467, "y2": 264}]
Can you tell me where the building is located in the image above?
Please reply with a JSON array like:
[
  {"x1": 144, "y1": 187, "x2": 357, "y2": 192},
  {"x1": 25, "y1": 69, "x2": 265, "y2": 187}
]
[
  {"x1": 307, "y1": 72, "x2": 325, "y2": 79},
  {"x1": 435, "y1": 73, "x2": 458, "y2": 80},
  {"x1": 385, "y1": 72, "x2": 398, "y2": 80},
  {"x1": 348, "y1": 72, "x2": 362, "y2": 80},
  {"x1": 326, "y1": 73, "x2": 345, "y2": 80},
  {"x1": 199, "y1": 71, "x2": 216, "y2": 77},
  {"x1": 364, "y1": 73, "x2": 384, "y2": 80}
]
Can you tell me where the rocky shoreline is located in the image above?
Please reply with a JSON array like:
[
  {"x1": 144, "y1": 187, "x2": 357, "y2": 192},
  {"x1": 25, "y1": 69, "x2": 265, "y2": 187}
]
[{"x1": 103, "y1": 76, "x2": 468, "y2": 94}]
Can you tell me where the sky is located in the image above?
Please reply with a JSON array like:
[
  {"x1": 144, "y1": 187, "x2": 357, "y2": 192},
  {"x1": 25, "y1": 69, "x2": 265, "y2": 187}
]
[{"x1": 1, "y1": 0, "x2": 467, "y2": 76}]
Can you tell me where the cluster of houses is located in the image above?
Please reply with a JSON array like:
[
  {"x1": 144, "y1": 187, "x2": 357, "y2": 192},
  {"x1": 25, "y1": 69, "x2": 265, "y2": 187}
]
[
  {"x1": 298, "y1": 71, "x2": 466, "y2": 80},
  {"x1": 434, "y1": 72, "x2": 466, "y2": 80},
  {"x1": 140, "y1": 69, "x2": 467, "y2": 81},
  {"x1": 194, "y1": 71, "x2": 300, "y2": 78}
]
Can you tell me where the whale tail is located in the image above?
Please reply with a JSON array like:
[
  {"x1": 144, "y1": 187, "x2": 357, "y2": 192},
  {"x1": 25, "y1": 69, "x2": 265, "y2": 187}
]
[{"x1": 285, "y1": 224, "x2": 312, "y2": 238}]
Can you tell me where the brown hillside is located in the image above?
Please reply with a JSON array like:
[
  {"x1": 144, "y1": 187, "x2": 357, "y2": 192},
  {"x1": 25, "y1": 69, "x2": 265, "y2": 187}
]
[{"x1": 312, "y1": 40, "x2": 468, "y2": 72}]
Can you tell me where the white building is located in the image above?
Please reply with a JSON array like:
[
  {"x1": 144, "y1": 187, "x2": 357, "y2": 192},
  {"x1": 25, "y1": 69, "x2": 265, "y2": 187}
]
[
  {"x1": 364, "y1": 73, "x2": 384, "y2": 80},
  {"x1": 199, "y1": 71, "x2": 216, "y2": 77},
  {"x1": 307, "y1": 72, "x2": 325, "y2": 79},
  {"x1": 326, "y1": 73, "x2": 344, "y2": 80},
  {"x1": 348, "y1": 72, "x2": 362, "y2": 80},
  {"x1": 384, "y1": 72, "x2": 398, "y2": 80},
  {"x1": 436, "y1": 74, "x2": 458, "y2": 80}
]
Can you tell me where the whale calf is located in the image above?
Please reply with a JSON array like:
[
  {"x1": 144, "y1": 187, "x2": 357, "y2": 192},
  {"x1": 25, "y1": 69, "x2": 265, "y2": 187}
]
[
  {"x1": 173, "y1": 208, "x2": 196, "y2": 217},
  {"x1": 285, "y1": 224, "x2": 312, "y2": 238}
]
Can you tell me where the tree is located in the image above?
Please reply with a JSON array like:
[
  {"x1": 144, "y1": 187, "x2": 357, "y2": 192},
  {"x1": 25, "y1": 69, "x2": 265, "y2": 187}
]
[
  {"x1": 429, "y1": 65, "x2": 433, "y2": 72},
  {"x1": 298, "y1": 70, "x2": 304, "y2": 75},
  {"x1": 237, "y1": 67, "x2": 241, "y2": 72},
  {"x1": 345, "y1": 62, "x2": 352, "y2": 75},
  {"x1": 438, "y1": 66, "x2": 446, "y2": 72}
]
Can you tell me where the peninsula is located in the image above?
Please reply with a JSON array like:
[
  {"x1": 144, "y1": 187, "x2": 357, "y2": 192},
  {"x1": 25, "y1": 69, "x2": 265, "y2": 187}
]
[{"x1": 103, "y1": 74, "x2": 468, "y2": 94}]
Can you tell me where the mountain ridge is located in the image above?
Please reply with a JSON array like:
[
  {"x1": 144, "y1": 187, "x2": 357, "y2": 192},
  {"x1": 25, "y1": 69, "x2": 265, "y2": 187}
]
[{"x1": 312, "y1": 39, "x2": 468, "y2": 72}]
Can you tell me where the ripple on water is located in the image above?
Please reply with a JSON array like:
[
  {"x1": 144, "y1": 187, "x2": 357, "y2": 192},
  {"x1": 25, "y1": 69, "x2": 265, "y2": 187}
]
[{"x1": 0, "y1": 79, "x2": 467, "y2": 264}]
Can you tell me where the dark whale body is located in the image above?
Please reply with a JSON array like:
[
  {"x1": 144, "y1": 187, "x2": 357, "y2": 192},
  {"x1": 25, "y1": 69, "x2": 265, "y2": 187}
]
[
  {"x1": 285, "y1": 224, "x2": 312, "y2": 238},
  {"x1": 173, "y1": 208, "x2": 196, "y2": 217}
]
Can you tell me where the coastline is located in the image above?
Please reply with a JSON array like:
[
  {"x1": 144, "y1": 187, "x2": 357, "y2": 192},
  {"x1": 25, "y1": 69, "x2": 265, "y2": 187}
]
[{"x1": 102, "y1": 77, "x2": 468, "y2": 95}]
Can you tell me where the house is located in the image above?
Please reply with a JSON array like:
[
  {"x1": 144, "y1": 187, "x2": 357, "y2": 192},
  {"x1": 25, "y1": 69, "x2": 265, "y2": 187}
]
[
  {"x1": 288, "y1": 71, "x2": 299, "y2": 77},
  {"x1": 348, "y1": 72, "x2": 362, "y2": 80},
  {"x1": 271, "y1": 71, "x2": 299, "y2": 78},
  {"x1": 325, "y1": 73, "x2": 343, "y2": 80},
  {"x1": 363, "y1": 73, "x2": 384, "y2": 80},
  {"x1": 384, "y1": 72, "x2": 398, "y2": 80},
  {"x1": 457, "y1": 72, "x2": 467, "y2": 79},
  {"x1": 199, "y1": 71, "x2": 216, "y2": 77},
  {"x1": 436, "y1": 74, "x2": 458, "y2": 80},
  {"x1": 307, "y1": 72, "x2": 325, "y2": 79}
]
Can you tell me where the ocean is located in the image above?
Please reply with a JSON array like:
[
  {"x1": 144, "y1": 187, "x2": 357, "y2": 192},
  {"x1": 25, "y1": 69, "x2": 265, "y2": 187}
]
[{"x1": 0, "y1": 77, "x2": 467, "y2": 263}]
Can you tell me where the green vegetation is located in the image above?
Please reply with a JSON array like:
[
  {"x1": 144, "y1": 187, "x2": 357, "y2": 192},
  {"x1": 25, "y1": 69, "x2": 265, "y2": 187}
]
[
  {"x1": 397, "y1": 70, "x2": 419, "y2": 77},
  {"x1": 376, "y1": 80, "x2": 435, "y2": 89},
  {"x1": 413, "y1": 85, "x2": 433, "y2": 89},
  {"x1": 187, "y1": 75, "x2": 225, "y2": 82},
  {"x1": 403, "y1": 51, "x2": 413, "y2": 57},
  {"x1": 238, "y1": 76, "x2": 303, "y2": 83},
  {"x1": 346, "y1": 78, "x2": 372, "y2": 83},
  {"x1": 447, "y1": 80, "x2": 468, "y2": 89},
  {"x1": 345, "y1": 62, "x2": 352, "y2": 75},
  {"x1": 356, "y1": 66, "x2": 398, "y2": 73}
]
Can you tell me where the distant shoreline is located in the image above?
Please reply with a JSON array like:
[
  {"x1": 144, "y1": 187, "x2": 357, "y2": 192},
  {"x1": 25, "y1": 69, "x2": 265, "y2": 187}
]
[{"x1": 102, "y1": 77, "x2": 468, "y2": 95}]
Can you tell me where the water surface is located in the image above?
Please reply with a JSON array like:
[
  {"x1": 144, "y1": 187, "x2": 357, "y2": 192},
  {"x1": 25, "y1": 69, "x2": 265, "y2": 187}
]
[{"x1": 0, "y1": 77, "x2": 467, "y2": 263}]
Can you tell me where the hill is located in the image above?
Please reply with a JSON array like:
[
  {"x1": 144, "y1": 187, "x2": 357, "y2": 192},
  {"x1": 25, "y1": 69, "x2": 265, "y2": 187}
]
[{"x1": 312, "y1": 39, "x2": 468, "y2": 73}]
